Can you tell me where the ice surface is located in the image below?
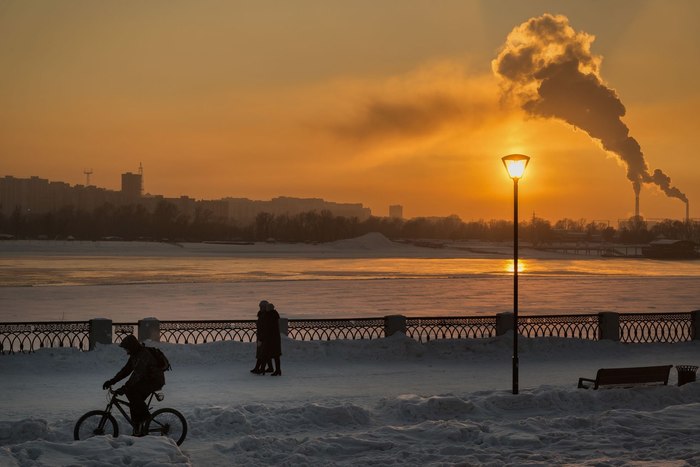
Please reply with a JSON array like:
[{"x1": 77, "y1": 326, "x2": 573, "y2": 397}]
[{"x1": 2, "y1": 237, "x2": 698, "y2": 321}]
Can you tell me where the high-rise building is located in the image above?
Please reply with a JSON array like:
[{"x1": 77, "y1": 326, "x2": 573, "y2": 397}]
[
  {"x1": 389, "y1": 205, "x2": 403, "y2": 219},
  {"x1": 121, "y1": 172, "x2": 143, "y2": 200}
]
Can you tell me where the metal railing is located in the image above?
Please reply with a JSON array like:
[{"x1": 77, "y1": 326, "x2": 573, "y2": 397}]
[
  {"x1": 519, "y1": 314, "x2": 599, "y2": 340},
  {"x1": 287, "y1": 318, "x2": 384, "y2": 341},
  {"x1": 114, "y1": 323, "x2": 137, "y2": 344},
  {"x1": 160, "y1": 320, "x2": 258, "y2": 344},
  {"x1": 0, "y1": 321, "x2": 90, "y2": 354},
  {"x1": 406, "y1": 317, "x2": 496, "y2": 342},
  {"x1": 620, "y1": 313, "x2": 693, "y2": 343},
  {"x1": 1, "y1": 312, "x2": 696, "y2": 354}
]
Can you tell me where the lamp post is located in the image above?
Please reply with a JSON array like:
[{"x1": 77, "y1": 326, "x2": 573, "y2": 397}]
[{"x1": 501, "y1": 153, "x2": 530, "y2": 395}]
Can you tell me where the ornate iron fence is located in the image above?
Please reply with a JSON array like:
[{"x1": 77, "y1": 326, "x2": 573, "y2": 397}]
[
  {"x1": 0, "y1": 322, "x2": 90, "y2": 354},
  {"x1": 287, "y1": 318, "x2": 385, "y2": 341},
  {"x1": 160, "y1": 320, "x2": 257, "y2": 344},
  {"x1": 406, "y1": 317, "x2": 496, "y2": 342},
  {"x1": 519, "y1": 314, "x2": 599, "y2": 340},
  {"x1": 620, "y1": 312, "x2": 693, "y2": 343},
  {"x1": 113, "y1": 323, "x2": 137, "y2": 344},
  {"x1": 0, "y1": 312, "x2": 696, "y2": 353}
]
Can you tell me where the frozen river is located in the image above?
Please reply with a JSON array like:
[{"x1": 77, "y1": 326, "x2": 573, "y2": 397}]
[{"x1": 1, "y1": 237, "x2": 698, "y2": 321}]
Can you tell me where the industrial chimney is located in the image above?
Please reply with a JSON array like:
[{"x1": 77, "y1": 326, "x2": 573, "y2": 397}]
[{"x1": 686, "y1": 200, "x2": 690, "y2": 224}]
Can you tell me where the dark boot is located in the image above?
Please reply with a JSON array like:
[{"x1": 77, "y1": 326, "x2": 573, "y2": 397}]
[
  {"x1": 251, "y1": 359, "x2": 264, "y2": 374},
  {"x1": 271, "y1": 357, "x2": 281, "y2": 376},
  {"x1": 132, "y1": 416, "x2": 147, "y2": 436}
]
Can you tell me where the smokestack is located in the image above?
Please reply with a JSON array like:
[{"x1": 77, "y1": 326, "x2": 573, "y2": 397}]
[
  {"x1": 635, "y1": 193, "x2": 640, "y2": 219},
  {"x1": 493, "y1": 14, "x2": 687, "y2": 206},
  {"x1": 686, "y1": 201, "x2": 690, "y2": 224}
]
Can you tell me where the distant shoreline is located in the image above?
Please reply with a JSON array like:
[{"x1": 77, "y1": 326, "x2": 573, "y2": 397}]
[{"x1": 0, "y1": 235, "x2": 609, "y2": 260}]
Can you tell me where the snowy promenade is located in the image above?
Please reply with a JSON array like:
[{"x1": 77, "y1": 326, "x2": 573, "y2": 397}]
[{"x1": 2, "y1": 334, "x2": 700, "y2": 466}]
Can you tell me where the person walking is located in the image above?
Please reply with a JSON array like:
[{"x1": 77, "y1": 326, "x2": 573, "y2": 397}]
[
  {"x1": 263, "y1": 302, "x2": 282, "y2": 376},
  {"x1": 251, "y1": 300, "x2": 273, "y2": 374}
]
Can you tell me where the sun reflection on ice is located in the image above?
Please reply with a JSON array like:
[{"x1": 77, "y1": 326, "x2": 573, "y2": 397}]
[{"x1": 504, "y1": 259, "x2": 527, "y2": 273}]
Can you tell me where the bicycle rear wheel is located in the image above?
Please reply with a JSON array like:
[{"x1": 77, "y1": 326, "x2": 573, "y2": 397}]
[
  {"x1": 74, "y1": 410, "x2": 119, "y2": 441},
  {"x1": 145, "y1": 408, "x2": 187, "y2": 445}
]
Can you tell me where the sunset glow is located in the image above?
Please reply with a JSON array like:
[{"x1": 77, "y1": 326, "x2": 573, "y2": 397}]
[
  {"x1": 1, "y1": 1, "x2": 698, "y2": 221},
  {"x1": 504, "y1": 260, "x2": 527, "y2": 274}
]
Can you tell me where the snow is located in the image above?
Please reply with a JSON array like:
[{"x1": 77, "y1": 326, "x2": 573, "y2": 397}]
[
  {"x1": 1, "y1": 237, "x2": 700, "y2": 465},
  {"x1": 1, "y1": 335, "x2": 700, "y2": 465}
]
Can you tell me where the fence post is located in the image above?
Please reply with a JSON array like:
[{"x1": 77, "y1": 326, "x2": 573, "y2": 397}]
[
  {"x1": 138, "y1": 317, "x2": 161, "y2": 343},
  {"x1": 598, "y1": 312, "x2": 620, "y2": 341},
  {"x1": 496, "y1": 312, "x2": 514, "y2": 336},
  {"x1": 89, "y1": 318, "x2": 113, "y2": 350},
  {"x1": 384, "y1": 315, "x2": 406, "y2": 337},
  {"x1": 279, "y1": 317, "x2": 289, "y2": 336},
  {"x1": 692, "y1": 310, "x2": 700, "y2": 340}
]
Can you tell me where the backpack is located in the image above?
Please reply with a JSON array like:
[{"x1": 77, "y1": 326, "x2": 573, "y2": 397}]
[{"x1": 146, "y1": 346, "x2": 172, "y2": 372}]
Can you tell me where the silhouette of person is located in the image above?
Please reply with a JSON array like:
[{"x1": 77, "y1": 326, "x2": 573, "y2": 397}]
[
  {"x1": 251, "y1": 300, "x2": 273, "y2": 374},
  {"x1": 102, "y1": 334, "x2": 165, "y2": 435},
  {"x1": 263, "y1": 302, "x2": 282, "y2": 376}
]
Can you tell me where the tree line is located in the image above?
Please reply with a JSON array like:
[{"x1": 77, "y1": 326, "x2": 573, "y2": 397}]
[{"x1": 1, "y1": 201, "x2": 698, "y2": 244}]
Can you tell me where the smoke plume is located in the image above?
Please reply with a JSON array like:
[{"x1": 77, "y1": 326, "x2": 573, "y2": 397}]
[{"x1": 493, "y1": 13, "x2": 687, "y2": 203}]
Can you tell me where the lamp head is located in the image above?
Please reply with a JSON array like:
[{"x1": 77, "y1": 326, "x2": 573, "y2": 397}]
[{"x1": 501, "y1": 154, "x2": 530, "y2": 180}]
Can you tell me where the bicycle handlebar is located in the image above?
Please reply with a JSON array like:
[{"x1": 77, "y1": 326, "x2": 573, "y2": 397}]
[{"x1": 106, "y1": 387, "x2": 123, "y2": 397}]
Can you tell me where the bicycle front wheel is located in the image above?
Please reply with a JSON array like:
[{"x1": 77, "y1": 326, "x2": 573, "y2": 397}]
[
  {"x1": 74, "y1": 410, "x2": 119, "y2": 441},
  {"x1": 146, "y1": 408, "x2": 187, "y2": 445}
]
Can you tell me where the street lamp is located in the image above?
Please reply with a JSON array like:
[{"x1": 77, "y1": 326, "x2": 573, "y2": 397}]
[{"x1": 501, "y1": 153, "x2": 530, "y2": 395}]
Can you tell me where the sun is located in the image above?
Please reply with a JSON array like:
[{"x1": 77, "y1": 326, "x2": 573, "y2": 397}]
[{"x1": 504, "y1": 259, "x2": 526, "y2": 273}]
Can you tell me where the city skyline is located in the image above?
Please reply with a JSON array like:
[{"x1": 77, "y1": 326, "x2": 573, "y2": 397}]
[
  {"x1": 1, "y1": 1, "x2": 699, "y2": 222},
  {"x1": 0, "y1": 171, "x2": 372, "y2": 226},
  {"x1": 3, "y1": 169, "x2": 693, "y2": 225}
]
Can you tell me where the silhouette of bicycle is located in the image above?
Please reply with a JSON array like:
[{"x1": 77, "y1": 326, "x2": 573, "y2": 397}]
[{"x1": 74, "y1": 387, "x2": 187, "y2": 446}]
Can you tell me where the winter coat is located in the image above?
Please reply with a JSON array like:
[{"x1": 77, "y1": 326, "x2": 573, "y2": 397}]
[
  {"x1": 255, "y1": 309, "x2": 266, "y2": 359},
  {"x1": 112, "y1": 345, "x2": 165, "y2": 390},
  {"x1": 262, "y1": 309, "x2": 281, "y2": 358}
]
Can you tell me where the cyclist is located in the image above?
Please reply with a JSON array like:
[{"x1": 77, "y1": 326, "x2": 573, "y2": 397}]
[{"x1": 102, "y1": 334, "x2": 165, "y2": 435}]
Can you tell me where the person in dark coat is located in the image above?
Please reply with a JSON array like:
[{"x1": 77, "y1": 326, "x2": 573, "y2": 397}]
[
  {"x1": 251, "y1": 300, "x2": 273, "y2": 374},
  {"x1": 263, "y1": 302, "x2": 282, "y2": 376},
  {"x1": 102, "y1": 334, "x2": 165, "y2": 435}
]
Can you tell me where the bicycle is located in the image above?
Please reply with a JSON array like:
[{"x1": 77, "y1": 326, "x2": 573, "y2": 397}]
[{"x1": 74, "y1": 387, "x2": 188, "y2": 446}]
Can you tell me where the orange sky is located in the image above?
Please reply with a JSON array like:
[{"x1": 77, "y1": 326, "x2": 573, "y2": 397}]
[{"x1": 1, "y1": 1, "x2": 699, "y2": 222}]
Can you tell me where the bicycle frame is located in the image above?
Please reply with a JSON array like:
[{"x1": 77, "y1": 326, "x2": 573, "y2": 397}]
[
  {"x1": 75, "y1": 388, "x2": 186, "y2": 445},
  {"x1": 104, "y1": 389, "x2": 161, "y2": 428}
]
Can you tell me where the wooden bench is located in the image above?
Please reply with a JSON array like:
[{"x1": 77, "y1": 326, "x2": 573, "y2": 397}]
[{"x1": 577, "y1": 365, "x2": 673, "y2": 389}]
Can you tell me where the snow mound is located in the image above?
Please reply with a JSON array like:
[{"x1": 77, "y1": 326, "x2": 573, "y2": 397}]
[
  {"x1": 0, "y1": 435, "x2": 189, "y2": 466},
  {"x1": 328, "y1": 232, "x2": 399, "y2": 250},
  {"x1": 0, "y1": 419, "x2": 58, "y2": 446},
  {"x1": 189, "y1": 402, "x2": 371, "y2": 438}
]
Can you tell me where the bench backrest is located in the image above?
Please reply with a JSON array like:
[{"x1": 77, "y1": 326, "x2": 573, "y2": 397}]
[{"x1": 595, "y1": 365, "x2": 672, "y2": 388}]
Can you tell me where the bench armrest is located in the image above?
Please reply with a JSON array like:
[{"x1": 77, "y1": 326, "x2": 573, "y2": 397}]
[{"x1": 578, "y1": 377, "x2": 596, "y2": 389}]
